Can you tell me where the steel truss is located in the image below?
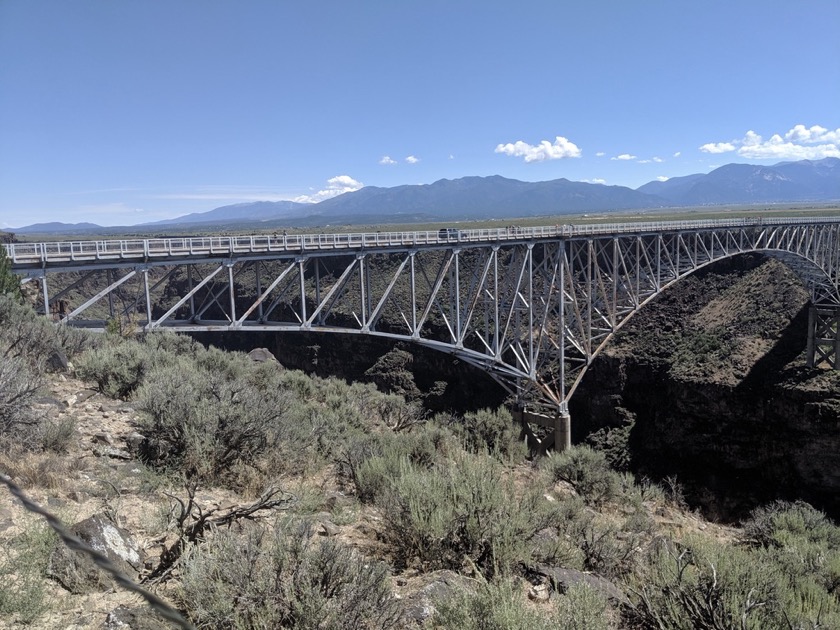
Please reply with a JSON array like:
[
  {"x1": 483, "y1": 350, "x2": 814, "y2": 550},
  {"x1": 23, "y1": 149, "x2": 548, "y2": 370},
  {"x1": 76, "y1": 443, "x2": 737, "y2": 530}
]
[{"x1": 9, "y1": 218, "x2": 840, "y2": 413}]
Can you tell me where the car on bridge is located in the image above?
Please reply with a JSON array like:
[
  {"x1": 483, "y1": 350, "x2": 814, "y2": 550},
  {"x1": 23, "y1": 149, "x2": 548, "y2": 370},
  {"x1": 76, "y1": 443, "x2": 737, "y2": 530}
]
[{"x1": 438, "y1": 227, "x2": 461, "y2": 240}]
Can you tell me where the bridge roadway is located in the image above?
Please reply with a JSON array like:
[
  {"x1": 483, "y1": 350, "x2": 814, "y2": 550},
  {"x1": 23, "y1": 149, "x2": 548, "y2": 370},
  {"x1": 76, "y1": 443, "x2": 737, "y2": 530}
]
[
  {"x1": 6, "y1": 215, "x2": 840, "y2": 450},
  {"x1": 6, "y1": 215, "x2": 840, "y2": 269}
]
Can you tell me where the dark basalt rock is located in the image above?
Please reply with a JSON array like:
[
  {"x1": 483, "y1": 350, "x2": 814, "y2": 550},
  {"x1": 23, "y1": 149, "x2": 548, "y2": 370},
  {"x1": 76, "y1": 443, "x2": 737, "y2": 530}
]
[{"x1": 573, "y1": 255, "x2": 840, "y2": 522}]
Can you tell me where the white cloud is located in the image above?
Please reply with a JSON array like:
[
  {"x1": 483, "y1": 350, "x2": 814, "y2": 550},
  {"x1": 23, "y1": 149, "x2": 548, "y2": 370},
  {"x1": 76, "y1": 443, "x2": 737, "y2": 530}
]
[
  {"x1": 405, "y1": 155, "x2": 419, "y2": 164},
  {"x1": 784, "y1": 124, "x2": 840, "y2": 144},
  {"x1": 583, "y1": 178, "x2": 606, "y2": 185},
  {"x1": 638, "y1": 159, "x2": 652, "y2": 164},
  {"x1": 595, "y1": 151, "x2": 605, "y2": 157},
  {"x1": 611, "y1": 153, "x2": 636, "y2": 161},
  {"x1": 294, "y1": 175, "x2": 363, "y2": 203},
  {"x1": 699, "y1": 142, "x2": 736, "y2": 154},
  {"x1": 494, "y1": 136, "x2": 581, "y2": 162},
  {"x1": 449, "y1": 154, "x2": 455, "y2": 160},
  {"x1": 700, "y1": 125, "x2": 840, "y2": 160},
  {"x1": 656, "y1": 176, "x2": 669, "y2": 182},
  {"x1": 673, "y1": 151, "x2": 681, "y2": 158},
  {"x1": 379, "y1": 155, "x2": 396, "y2": 165},
  {"x1": 653, "y1": 156, "x2": 664, "y2": 163}
]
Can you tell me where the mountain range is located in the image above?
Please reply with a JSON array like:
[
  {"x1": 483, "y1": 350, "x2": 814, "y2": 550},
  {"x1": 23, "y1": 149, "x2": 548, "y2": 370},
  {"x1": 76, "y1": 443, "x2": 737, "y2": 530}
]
[{"x1": 13, "y1": 158, "x2": 840, "y2": 234}]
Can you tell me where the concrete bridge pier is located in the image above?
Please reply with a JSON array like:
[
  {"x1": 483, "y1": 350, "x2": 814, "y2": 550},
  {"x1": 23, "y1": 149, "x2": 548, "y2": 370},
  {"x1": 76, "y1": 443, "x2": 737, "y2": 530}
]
[
  {"x1": 512, "y1": 407, "x2": 572, "y2": 453},
  {"x1": 554, "y1": 411, "x2": 572, "y2": 452},
  {"x1": 806, "y1": 305, "x2": 840, "y2": 370}
]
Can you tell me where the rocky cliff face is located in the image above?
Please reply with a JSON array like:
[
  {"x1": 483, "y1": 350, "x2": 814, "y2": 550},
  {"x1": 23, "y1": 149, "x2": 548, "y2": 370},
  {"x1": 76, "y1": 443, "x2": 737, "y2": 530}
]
[
  {"x1": 571, "y1": 254, "x2": 840, "y2": 521},
  {"x1": 191, "y1": 329, "x2": 507, "y2": 413}
]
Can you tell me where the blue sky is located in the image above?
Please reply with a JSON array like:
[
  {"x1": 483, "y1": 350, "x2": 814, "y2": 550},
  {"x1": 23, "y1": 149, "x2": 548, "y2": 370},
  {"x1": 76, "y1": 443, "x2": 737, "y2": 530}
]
[{"x1": 1, "y1": 1, "x2": 839, "y2": 228}]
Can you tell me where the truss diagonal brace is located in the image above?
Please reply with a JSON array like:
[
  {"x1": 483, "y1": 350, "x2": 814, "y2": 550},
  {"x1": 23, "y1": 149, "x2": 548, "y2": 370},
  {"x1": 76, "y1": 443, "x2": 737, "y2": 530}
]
[
  {"x1": 62, "y1": 270, "x2": 137, "y2": 322},
  {"x1": 235, "y1": 261, "x2": 297, "y2": 327},
  {"x1": 149, "y1": 264, "x2": 224, "y2": 329}
]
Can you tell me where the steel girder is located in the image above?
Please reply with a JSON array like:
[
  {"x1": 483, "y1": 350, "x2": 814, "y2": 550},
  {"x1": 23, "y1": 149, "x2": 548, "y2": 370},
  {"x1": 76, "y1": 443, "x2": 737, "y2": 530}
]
[{"x1": 11, "y1": 220, "x2": 840, "y2": 412}]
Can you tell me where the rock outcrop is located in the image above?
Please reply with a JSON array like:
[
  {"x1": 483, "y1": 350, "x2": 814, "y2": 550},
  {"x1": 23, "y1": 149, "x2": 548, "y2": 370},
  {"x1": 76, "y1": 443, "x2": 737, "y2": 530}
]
[{"x1": 572, "y1": 254, "x2": 840, "y2": 521}]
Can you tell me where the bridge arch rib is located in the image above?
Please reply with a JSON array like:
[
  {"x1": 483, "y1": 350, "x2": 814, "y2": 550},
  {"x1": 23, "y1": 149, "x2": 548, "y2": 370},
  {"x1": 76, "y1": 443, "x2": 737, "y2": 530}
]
[{"x1": 7, "y1": 218, "x2": 840, "y2": 417}]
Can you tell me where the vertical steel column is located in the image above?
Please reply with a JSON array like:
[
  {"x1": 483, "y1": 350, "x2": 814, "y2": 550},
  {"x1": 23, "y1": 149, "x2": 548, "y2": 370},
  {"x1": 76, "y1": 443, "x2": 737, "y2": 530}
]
[
  {"x1": 255, "y1": 262, "x2": 263, "y2": 321},
  {"x1": 143, "y1": 268, "x2": 152, "y2": 329},
  {"x1": 314, "y1": 259, "x2": 321, "y2": 324},
  {"x1": 655, "y1": 235, "x2": 662, "y2": 291},
  {"x1": 227, "y1": 263, "x2": 236, "y2": 324},
  {"x1": 527, "y1": 244, "x2": 534, "y2": 376},
  {"x1": 358, "y1": 254, "x2": 367, "y2": 327},
  {"x1": 187, "y1": 265, "x2": 195, "y2": 320},
  {"x1": 298, "y1": 259, "x2": 307, "y2": 323},
  {"x1": 410, "y1": 252, "x2": 417, "y2": 334},
  {"x1": 493, "y1": 247, "x2": 499, "y2": 355},
  {"x1": 586, "y1": 239, "x2": 593, "y2": 362},
  {"x1": 559, "y1": 241, "x2": 566, "y2": 404},
  {"x1": 40, "y1": 275, "x2": 50, "y2": 318},
  {"x1": 611, "y1": 237, "x2": 618, "y2": 328},
  {"x1": 107, "y1": 269, "x2": 115, "y2": 320},
  {"x1": 454, "y1": 251, "x2": 461, "y2": 344}
]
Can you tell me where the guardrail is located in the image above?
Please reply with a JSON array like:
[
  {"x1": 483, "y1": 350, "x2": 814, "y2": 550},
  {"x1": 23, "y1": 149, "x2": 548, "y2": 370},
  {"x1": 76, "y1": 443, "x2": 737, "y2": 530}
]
[{"x1": 6, "y1": 216, "x2": 840, "y2": 267}]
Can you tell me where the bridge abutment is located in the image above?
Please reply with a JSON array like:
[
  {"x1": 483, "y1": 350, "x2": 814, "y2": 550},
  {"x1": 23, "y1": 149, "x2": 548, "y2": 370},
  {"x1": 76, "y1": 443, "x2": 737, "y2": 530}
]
[
  {"x1": 807, "y1": 305, "x2": 840, "y2": 369},
  {"x1": 512, "y1": 407, "x2": 571, "y2": 453}
]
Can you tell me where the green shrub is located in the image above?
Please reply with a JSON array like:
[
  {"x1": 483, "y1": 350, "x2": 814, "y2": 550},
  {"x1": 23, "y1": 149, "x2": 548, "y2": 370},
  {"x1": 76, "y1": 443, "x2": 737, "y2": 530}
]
[
  {"x1": 0, "y1": 246, "x2": 21, "y2": 300},
  {"x1": 358, "y1": 448, "x2": 564, "y2": 578},
  {"x1": 75, "y1": 338, "x2": 153, "y2": 399},
  {"x1": 343, "y1": 424, "x2": 445, "y2": 502},
  {"x1": 586, "y1": 419, "x2": 633, "y2": 472},
  {"x1": 545, "y1": 445, "x2": 621, "y2": 506},
  {"x1": 0, "y1": 297, "x2": 96, "y2": 447},
  {"x1": 626, "y1": 535, "x2": 840, "y2": 629},
  {"x1": 743, "y1": 500, "x2": 840, "y2": 550},
  {"x1": 0, "y1": 521, "x2": 58, "y2": 624},
  {"x1": 455, "y1": 407, "x2": 527, "y2": 462},
  {"x1": 432, "y1": 578, "x2": 553, "y2": 630},
  {"x1": 433, "y1": 577, "x2": 617, "y2": 630},
  {"x1": 0, "y1": 296, "x2": 95, "y2": 366},
  {"x1": 0, "y1": 354, "x2": 41, "y2": 444},
  {"x1": 179, "y1": 520, "x2": 402, "y2": 630},
  {"x1": 742, "y1": 500, "x2": 840, "y2": 596},
  {"x1": 134, "y1": 357, "x2": 283, "y2": 483},
  {"x1": 143, "y1": 329, "x2": 203, "y2": 358},
  {"x1": 39, "y1": 416, "x2": 76, "y2": 453},
  {"x1": 554, "y1": 582, "x2": 615, "y2": 630}
]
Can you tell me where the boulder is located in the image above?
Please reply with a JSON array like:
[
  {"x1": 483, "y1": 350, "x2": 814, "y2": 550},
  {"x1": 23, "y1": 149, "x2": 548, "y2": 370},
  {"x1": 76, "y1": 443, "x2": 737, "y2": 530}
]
[
  {"x1": 125, "y1": 432, "x2": 146, "y2": 454},
  {"x1": 399, "y1": 569, "x2": 476, "y2": 624},
  {"x1": 45, "y1": 349, "x2": 69, "y2": 372},
  {"x1": 47, "y1": 514, "x2": 145, "y2": 594},
  {"x1": 533, "y1": 565, "x2": 628, "y2": 605},
  {"x1": 104, "y1": 605, "x2": 169, "y2": 630},
  {"x1": 248, "y1": 347, "x2": 278, "y2": 363}
]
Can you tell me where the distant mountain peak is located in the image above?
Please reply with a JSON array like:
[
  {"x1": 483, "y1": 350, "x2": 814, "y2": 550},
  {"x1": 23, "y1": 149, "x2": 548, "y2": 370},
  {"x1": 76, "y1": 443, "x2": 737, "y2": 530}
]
[{"x1": 12, "y1": 158, "x2": 839, "y2": 235}]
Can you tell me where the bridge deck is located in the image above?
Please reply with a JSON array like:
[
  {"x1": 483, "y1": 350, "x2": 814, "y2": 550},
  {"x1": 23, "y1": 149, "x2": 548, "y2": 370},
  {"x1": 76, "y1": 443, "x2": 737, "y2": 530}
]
[{"x1": 7, "y1": 216, "x2": 836, "y2": 270}]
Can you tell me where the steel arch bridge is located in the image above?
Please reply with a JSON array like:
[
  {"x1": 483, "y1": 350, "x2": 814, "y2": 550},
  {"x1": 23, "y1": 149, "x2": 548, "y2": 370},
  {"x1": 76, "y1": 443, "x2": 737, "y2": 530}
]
[{"x1": 7, "y1": 216, "x2": 840, "y2": 448}]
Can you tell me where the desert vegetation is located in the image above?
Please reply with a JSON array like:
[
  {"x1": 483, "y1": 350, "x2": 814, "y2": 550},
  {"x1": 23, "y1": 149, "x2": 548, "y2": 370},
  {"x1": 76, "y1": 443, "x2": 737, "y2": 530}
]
[{"x1": 2, "y1": 291, "x2": 840, "y2": 629}]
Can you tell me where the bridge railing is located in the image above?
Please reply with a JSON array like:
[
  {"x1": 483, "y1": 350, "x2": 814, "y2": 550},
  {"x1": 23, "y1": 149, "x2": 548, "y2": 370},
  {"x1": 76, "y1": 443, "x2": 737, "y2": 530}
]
[{"x1": 7, "y1": 216, "x2": 840, "y2": 267}]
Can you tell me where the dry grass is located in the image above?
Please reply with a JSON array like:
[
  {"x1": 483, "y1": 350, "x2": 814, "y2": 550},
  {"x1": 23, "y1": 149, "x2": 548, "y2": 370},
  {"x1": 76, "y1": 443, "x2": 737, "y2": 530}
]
[{"x1": 0, "y1": 447, "x2": 87, "y2": 493}]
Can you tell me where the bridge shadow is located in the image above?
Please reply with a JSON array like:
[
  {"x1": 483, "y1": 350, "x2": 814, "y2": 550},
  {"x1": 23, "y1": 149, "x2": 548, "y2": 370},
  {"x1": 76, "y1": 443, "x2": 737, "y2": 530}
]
[{"x1": 736, "y1": 302, "x2": 809, "y2": 392}]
